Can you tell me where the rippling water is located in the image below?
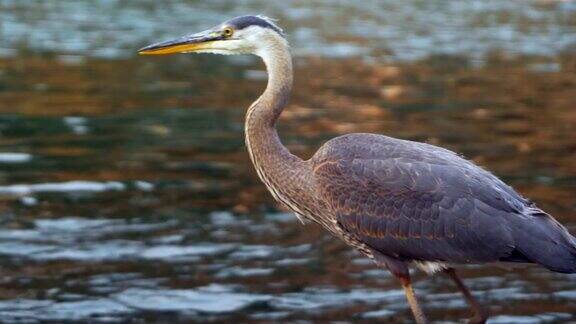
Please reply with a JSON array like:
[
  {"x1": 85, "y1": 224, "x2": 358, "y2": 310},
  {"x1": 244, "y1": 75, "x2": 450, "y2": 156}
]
[
  {"x1": 1, "y1": 0, "x2": 576, "y2": 61},
  {"x1": 0, "y1": 0, "x2": 575, "y2": 323}
]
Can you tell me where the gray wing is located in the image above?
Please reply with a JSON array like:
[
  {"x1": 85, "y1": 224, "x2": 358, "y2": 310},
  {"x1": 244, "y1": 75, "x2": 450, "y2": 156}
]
[{"x1": 312, "y1": 134, "x2": 525, "y2": 264}]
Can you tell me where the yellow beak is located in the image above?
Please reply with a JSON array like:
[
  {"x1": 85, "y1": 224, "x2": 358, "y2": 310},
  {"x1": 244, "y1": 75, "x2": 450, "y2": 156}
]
[{"x1": 138, "y1": 31, "x2": 222, "y2": 55}]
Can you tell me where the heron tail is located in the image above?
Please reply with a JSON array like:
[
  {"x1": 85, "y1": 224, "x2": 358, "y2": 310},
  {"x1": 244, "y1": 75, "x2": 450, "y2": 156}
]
[{"x1": 509, "y1": 209, "x2": 576, "y2": 274}]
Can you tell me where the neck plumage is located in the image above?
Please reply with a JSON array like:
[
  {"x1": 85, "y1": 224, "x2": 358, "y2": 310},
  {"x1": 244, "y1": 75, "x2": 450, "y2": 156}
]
[
  {"x1": 247, "y1": 40, "x2": 293, "y2": 130},
  {"x1": 245, "y1": 39, "x2": 312, "y2": 216}
]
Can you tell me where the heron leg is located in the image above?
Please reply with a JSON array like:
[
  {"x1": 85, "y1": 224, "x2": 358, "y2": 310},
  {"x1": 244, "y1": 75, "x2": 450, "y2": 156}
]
[
  {"x1": 372, "y1": 252, "x2": 429, "y2": 323},
  {"x1": 398, "y1": 275, "x2": 429, "y2": 324},
  {"x1": 444, "y1": 268, "x2": 488, "y2": 324}
]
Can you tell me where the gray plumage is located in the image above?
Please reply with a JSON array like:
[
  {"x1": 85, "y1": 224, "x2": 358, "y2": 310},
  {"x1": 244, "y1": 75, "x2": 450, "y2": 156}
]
[
  {"x1": 312, "y1": 133, "x2": 576, "y2": 273},
  {"x1": 140, "y1": 15, "x2": 576, "y2": 323}
]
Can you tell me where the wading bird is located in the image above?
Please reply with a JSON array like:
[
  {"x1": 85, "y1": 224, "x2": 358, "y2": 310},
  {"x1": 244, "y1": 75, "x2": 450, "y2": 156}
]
[{"x1": 139, "y1": 16, "x2": 576, "y2": 323}]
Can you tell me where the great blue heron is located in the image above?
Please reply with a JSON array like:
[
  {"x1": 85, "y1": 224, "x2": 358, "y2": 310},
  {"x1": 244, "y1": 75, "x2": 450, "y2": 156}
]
[{"x1": 139, "y1": 15, "x2": 576, "y2": 323}]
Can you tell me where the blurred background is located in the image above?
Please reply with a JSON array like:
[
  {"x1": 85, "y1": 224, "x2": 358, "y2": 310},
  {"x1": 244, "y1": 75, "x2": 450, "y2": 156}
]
[{"x1": 0, "y1": 0, "x2": 575, "y2": 322}]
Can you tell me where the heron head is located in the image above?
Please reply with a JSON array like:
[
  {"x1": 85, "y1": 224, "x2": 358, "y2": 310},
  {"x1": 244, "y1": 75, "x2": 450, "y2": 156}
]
[{"x1": 138, "y1": 15, "x2": 286, "y2": 57}]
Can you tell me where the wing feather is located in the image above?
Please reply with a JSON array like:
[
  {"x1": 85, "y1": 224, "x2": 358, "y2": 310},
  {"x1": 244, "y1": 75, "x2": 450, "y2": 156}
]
[{"x1": 314, "y1": 156, "x2": 517, "y2": 263}]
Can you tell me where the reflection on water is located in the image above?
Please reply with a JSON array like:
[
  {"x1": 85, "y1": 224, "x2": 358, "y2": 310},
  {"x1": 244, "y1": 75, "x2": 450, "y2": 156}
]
[
  {"x1": 0, "y1": 0, "x2": 575, "y2": 322},
  {"x1": 1, "y1": 210, "x2": 575, "y2": 322}
]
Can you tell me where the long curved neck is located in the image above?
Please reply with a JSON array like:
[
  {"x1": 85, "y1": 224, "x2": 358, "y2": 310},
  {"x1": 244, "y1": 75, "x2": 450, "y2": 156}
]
[
  {"x1": 245, "y1": 39, "x2": 312, "y2": 215},
  {"x1": 248, "y1": 41, "x2": 293, "y2": 128}
]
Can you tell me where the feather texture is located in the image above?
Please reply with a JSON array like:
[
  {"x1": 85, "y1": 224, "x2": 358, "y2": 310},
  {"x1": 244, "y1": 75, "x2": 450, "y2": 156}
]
[{"x1": 310, "y1": 133, "x2": 576, "y2": 272}]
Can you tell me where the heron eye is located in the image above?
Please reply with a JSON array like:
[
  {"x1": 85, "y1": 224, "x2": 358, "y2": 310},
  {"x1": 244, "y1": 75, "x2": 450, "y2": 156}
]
[{"x1": 223, "y1": 27, "x2": 234, "y2": 37}]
